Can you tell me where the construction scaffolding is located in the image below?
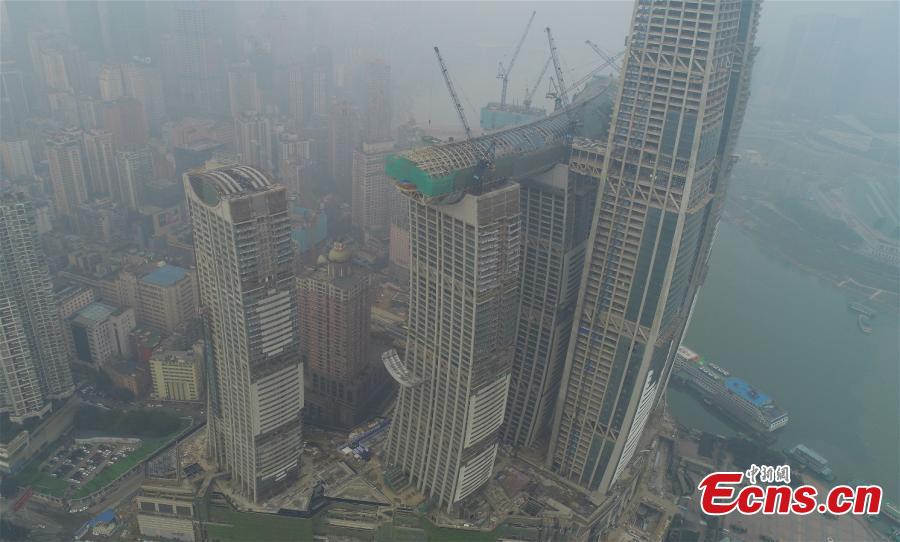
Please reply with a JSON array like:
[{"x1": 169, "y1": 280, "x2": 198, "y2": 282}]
[{"x1": 386, "y1": 81, "x2": 616, "y2": 203}]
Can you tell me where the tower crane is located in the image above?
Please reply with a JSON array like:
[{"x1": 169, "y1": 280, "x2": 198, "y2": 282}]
[
  {"x1": 547, "y1": 49, "x2": 624, "y2": 108},
  {"x1": 433, "y1": 46, "x2": 472, "y2": 140},
  {"x1": 496, "y1": 10, "x2": 536, "y2": 108},
  {"x1": 523, "y1": 56, "x2": 552, "y2": 109},
  {"x1": 545, "y1": 27, "x2": 569, "y2": 110},
  {"x1": 585, "y1": 40, "x2": 623, "y2": 72}
]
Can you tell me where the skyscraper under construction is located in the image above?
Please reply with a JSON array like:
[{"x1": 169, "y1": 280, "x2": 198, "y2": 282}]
[
  {"x1": 383, "y1": 182, "x2": 521, "y2": 512},
  {"x1": 548, "y1": 0, "x2": 761, "y2": 495},
  {"x1": 382, "y1": 82, "x2": 615, "y2": 512},
  {"x1": 185, "y1": 165, "x2": 303, "y2": 503}
]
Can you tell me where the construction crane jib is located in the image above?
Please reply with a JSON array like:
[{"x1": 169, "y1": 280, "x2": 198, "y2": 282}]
[
  {"x1": 497, "y1": 10, "x2": 536, "y2": 107},
  {"x1": 433, "y1": 46, "x2": 472, "y2": 140}
]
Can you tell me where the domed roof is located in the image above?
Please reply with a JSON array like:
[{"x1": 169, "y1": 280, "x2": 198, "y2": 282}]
[{"x1": 328, "y1": 242, "x2": 352, "y2": 263}]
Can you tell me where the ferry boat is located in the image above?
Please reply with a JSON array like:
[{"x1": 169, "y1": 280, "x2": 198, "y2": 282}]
[
  {"x1": 858, "y1": 314, "x2": 873, "y2": 334},
  {"x1": 673, "y1": 346, "x2": 789, "y2": 434},
  {"x1": 785, "y1": 444, "x2": 836, "y2": 482}
]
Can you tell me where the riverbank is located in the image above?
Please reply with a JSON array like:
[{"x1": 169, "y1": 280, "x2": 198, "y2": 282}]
[
  {"x1": 670, "y1": 221, "x2": 900, "y2": 503},
  {"x1": 726, "y1": 213, "x2": 899, "y2": 311}
]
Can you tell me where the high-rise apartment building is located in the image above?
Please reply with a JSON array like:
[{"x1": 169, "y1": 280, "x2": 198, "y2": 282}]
[
  {"x1": 46, "y1": 128, "x2": 89, "y2": 217},
  {"x1": 185, "y1": 165, "x2": 303, "y2": 503},
  {"x1": 548, "y1": 0, "x2": 761, "y2": 495},
  {"x1": 99, "y1": 97, "x2": 148, "y2": 148},
  {"x1": 0, "y1": 139, "x2": 35, "y2": 180},
  {"x1": 0, "y1": 192, "x2": 74, "y2": 421},
  {"x1": 82, "y1": 129, "x2": 117, "y2": 197},
  {"x1": 297, "y1": 242, "x2": 377, "y2": 428},
  {"x1": 351, "y1": 141, "x2": 395, "y2": 232},
  {"x1": 307, "y1": 46, "x2": 333, "y2": 119},
  {"x1": 115, "y1": 147, "x2": 153, "y2": 210},
  {"x1": 362, "y1": 59, "x2": 392, "y2": 144},
  {"x1": 122, "y1": 62, "x2": 166, "y2": 130},
  {"x1": 286, "y1": 63, "x2": 304, "y2": 126},
  {"x1": 98, "y1": 64, "x2": 125, "y2": 101},
  {"x1": 328, "y1": 100, "x2": 358, "y2": 199},
  {"x1": 228, "y1": 63, "x2": 262, "y2": 118},
  {"x1": 0, "y1": 295, "x2": 46, "y2": 421},
  {"x1": 385, "y1": 182, "x2": 521, "y2": 512},
  {"x1": 234, "y1": 112, "x2": 273, "y2": 173},
  {"x1": 0, "y1": 62, "x2": 30, "y2": 137},
  {"x1": 501, "y1": 161, "x2": 597, "y2": 449}
]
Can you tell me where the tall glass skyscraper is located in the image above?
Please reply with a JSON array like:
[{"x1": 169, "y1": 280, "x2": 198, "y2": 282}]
[
  {"x1": 185, "y1": 165, "x2": 303, "y2": 503},
  {"x1": 548, "y1": 0, "x2": 761, "y2": 495}
]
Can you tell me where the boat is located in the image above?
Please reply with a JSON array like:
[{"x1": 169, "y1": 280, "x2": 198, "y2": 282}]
[
  {"x1": 848, "y1": 302, "x2": 877, "y2": 318},
  {"x1": 785, "y1": 444, "x2": 836, "y2": 482},
  {"x1": 673, "y1": 346, "x2": 789, "y2": 434},
  {"x1": 858, "y1": 314, "x2": 873, "y2": 334}
]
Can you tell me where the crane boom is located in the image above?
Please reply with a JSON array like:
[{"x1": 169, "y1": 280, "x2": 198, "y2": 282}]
[
  {"x1": 558, "y1": 50, "x2": 624, "y2": 98},
  {"x1": 523, "y1": 56, "x2": 552, "y2": 109},
  {"x1": 498, "y1": 10, "x2": 536, "y2": 107},
  {"x1": 433, "y1": 46, "x2": 472, "y2": 140},
  {"x1": 585, "y1": 40, "x2": 622, "y2": 72},
  {"x1": 545, "y1": 27, "x2": 569, "y2": 108}
]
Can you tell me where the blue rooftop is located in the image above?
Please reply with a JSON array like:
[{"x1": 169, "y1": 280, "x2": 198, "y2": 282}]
[
  {"x1": 142, "y1": 265, "x2": 188, "y2": 287},
  {"x1": 724, "y1": 377, "x2": 771, "y2": 407}
]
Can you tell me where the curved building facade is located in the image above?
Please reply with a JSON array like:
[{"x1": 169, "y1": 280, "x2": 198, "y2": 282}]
[{"x1": 184, "y1": 165, "x2": 303, "y2": 502}]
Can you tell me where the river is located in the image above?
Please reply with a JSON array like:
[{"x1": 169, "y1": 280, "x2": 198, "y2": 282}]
[{"x1": 667, "y1": 220, "x2": 900, "y2": 502}]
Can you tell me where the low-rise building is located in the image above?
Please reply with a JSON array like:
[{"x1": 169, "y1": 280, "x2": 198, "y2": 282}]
[
  {"x1": 149, "y1": 343, "x2": 203, "y2": 402},
  {"x1": 137, "y1": 264, "x2": 197, "y2": 333},
  {"x1": 135, "y1": 479, "x2": 197, "y2": 541},
  {"x1": 105, "y1": 359, "x2": 149, "y2": 397},
  {"x1": 69, "y1": 302, "x2": 135, "y2": 365}
]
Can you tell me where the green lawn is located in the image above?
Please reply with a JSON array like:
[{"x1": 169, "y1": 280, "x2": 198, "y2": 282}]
[
  {"x1": 418, "y1": 517, "x2": 498, "y2": 542},
  {"x1": 10, "y1": 438, "x2": 69, "y2": 497},
  {"x1": 71, "y1": 420, "x2": 190, "y2": 499},
  {"x1": 206, "y1": 507, "x2": 313, "y2": 541}
]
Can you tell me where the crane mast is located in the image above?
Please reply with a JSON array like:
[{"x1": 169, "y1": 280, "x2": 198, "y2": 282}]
[
  {"x1": 523, "y1": 56, "x2": 552, "y2": 109},
  {"x1": 433, "y1": 46, "x2": 472, "y2": 140},
  {"x1": 498, "y1": 10, "x2": 536, "y2": 107},
  {"x1": 545, "y1": 27, "x2": 569, "y2": 109}
]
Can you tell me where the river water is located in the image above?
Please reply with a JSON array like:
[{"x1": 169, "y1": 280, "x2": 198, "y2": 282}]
[{"x1": 667, "y1": 221, "x2": 900, "y2": 502}]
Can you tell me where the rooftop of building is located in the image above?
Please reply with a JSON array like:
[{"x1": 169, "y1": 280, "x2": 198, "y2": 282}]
[
  {"x1": 141, "y1": 264, "x2": 188, "y2": 287},
  {"x1": 150, "y1": 349, "x2": 200, "y2": 364},
  {"x1": 72, "y1": 302, "x2": 117, "y2": 324},
  {"x1": 54, "y1": 283, "x2": 91, "y2": 302},
  {"x1": 385, "y1": 80, "x2": 615, "y2": 199},
  {"x1": 187, "y1": 165, "x2": 276, "y2": 199},
  {"x1": 130, "y1": 325, "x2": 164, "y2": 345}
]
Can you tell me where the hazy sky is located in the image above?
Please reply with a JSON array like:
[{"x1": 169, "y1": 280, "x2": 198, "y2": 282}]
[{"x1": 287, "y1": 1, "x2": 898, "y2": 129}]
